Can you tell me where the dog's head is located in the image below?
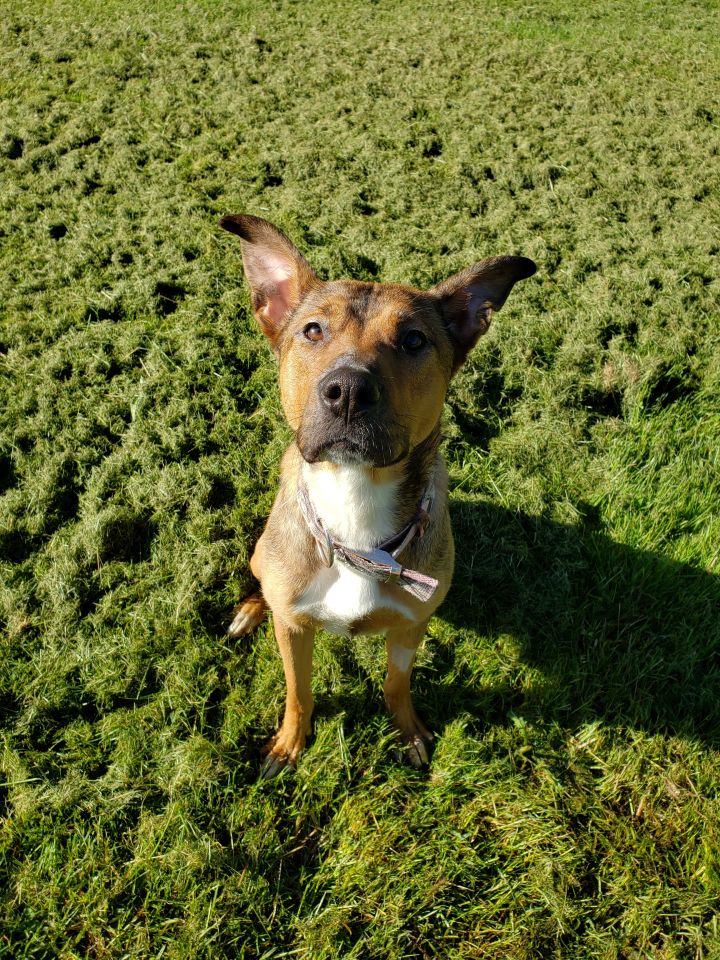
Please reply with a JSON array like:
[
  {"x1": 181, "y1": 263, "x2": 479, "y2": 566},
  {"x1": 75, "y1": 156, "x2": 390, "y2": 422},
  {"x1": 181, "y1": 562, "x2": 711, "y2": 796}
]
[{"x1": 220, "y1": 214, "x2": 536, "y2": 467}]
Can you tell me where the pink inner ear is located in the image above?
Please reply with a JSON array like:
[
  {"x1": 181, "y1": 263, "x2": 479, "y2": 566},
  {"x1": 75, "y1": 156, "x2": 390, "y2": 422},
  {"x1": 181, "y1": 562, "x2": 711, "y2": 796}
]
[
  {"x1": 262, "y1": 262, "x2": 294, "y2": 326},
  {"x1": 245, "y1": 249, "x2": 295, "y2": 327}
]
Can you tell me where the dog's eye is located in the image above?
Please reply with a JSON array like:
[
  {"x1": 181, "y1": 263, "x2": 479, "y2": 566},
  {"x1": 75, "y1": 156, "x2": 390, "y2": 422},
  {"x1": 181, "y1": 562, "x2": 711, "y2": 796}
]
[
  {"x1": 402, "y1": 330, "x2": 427, "y2": 353},
  {"x1": 303, "y1": 322, "x2": 324, "y2": 342}
]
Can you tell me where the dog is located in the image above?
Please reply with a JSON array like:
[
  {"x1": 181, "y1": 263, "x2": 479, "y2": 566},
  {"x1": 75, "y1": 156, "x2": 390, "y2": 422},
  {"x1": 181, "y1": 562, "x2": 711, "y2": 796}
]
[{"x1": 220, "y1": 214, "x2": 536, "y2": 777}]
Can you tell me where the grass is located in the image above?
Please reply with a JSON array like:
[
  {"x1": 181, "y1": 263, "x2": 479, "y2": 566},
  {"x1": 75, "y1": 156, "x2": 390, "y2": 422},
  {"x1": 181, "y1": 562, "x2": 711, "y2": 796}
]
[{"x1": 1, "y1": 0, "x2": 719, "y2": 956}]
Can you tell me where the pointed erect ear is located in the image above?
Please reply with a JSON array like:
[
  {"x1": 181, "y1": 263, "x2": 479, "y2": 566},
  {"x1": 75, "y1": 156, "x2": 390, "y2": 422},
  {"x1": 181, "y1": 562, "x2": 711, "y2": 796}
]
[
  {"x1": 431, "y1": 255, "x2": 537, "y2": 373},
  {"x1": 219, "y1": 214, "x2": 319, "y2": 347}
]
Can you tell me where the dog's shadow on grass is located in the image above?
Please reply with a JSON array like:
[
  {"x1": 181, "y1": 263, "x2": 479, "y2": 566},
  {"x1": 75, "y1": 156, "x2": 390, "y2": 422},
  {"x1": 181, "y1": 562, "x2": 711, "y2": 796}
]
[{"x1": 421, "y1": 499, "x2": 720, "y2": 748}]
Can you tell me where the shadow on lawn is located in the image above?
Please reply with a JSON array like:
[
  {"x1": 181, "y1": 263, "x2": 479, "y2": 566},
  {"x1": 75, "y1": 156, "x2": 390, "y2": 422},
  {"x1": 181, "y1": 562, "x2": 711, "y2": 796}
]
[{"x1": 426, "y1": 499, "x2": 720, "y2": 747}]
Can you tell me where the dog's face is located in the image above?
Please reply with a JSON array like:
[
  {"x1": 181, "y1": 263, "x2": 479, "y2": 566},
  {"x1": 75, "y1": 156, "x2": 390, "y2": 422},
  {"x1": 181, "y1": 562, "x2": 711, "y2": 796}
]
[
  {"x1": 220, "y1": 215, "x2": 536, "y2": 468},
  {"x1": 270, "y1": 279, "x2": 454, "y2": 466}
]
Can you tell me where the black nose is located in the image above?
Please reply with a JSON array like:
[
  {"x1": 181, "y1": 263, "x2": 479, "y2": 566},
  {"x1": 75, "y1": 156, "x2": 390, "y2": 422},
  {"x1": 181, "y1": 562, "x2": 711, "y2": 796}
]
[{"x1": 319, "y1": 365, "x2": 381, "y2": 419}]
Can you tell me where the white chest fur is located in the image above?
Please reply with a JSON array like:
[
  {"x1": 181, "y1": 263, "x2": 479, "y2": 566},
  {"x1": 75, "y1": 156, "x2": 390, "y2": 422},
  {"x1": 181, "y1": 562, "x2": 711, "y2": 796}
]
[{"x1": 293, "y1": 463, "x2": 414, "y2": 636}]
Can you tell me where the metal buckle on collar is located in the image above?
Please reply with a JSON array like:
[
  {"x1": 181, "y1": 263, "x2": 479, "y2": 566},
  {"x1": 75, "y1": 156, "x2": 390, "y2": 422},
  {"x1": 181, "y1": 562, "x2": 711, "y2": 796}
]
[{"x1": 353, "y1": 547, "x2": 403, "y2": 584}]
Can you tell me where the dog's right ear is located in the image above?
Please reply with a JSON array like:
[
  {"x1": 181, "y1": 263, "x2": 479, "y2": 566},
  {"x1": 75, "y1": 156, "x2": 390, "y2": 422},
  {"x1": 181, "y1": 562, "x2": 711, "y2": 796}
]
[{"x1": 219, "y1": 214, "x2": 319, "y2": 348}]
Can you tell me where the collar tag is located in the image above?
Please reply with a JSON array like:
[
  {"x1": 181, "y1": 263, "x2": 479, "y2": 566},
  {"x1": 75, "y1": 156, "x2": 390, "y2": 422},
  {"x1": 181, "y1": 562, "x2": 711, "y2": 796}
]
[{"x1": 348, "y1": 547, "x2": 403, "y2": 583}]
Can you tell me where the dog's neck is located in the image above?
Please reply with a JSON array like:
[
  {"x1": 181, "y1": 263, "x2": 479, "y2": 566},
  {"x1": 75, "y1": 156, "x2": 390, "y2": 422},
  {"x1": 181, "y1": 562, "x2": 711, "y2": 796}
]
[
  {"x1": 300, "y1": 426, "x2": 441, "y2": 551},
  {"x1": 301, "y1": 460, "x2": 401, "y2": 551}
]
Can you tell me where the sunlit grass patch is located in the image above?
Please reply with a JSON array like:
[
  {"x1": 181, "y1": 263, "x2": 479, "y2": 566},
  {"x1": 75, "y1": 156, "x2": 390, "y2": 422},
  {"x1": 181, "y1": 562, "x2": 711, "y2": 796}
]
[{"x1": 1, "y1": 0, "x2": 719, "y2": 957}]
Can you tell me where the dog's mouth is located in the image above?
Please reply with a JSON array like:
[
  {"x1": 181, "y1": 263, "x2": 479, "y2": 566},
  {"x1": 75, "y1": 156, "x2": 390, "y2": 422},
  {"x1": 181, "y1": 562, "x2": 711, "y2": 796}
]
[{"x1": 297, "y1": 422, "x2": 408, "y2": 468}]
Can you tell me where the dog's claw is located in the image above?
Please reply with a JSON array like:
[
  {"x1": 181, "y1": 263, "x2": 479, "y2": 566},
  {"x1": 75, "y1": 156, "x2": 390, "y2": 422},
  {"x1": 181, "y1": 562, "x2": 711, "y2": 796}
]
[
  {"x1": 260, "y1": 723, "x2": 307, "y2": 779},
  {"x1": 260, "y1": 752, "x2": 293, "y2": 780},
  {"x1": 408, "y1": 735, "x2": 430, "y2": 768},
  {"x1": 227, "y1": 612, "x2": 250, "y2": 637},
  {"x1": 392, "y1": 723, "x2": 434, "y2": 769}
]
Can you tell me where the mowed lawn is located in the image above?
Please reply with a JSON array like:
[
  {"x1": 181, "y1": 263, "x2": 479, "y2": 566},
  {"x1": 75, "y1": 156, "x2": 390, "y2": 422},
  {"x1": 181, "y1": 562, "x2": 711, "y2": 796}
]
[{"x1": 1, "y1": 0, "x2": 719, "y2": 956}]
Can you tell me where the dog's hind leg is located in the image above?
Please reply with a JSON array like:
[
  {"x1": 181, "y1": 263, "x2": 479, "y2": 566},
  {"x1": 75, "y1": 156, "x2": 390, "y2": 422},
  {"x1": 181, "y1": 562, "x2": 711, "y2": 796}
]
[
  {"x1": 228, "y1": 537, "x2": 268, "y2": 637},
  {"x1": 227, "y1": 590, "x2": 267, "y2": 637}
]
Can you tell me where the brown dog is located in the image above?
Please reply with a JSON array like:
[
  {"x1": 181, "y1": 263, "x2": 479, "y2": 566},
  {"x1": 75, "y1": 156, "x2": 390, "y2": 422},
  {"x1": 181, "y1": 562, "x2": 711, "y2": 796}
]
[{"x1": 220, "y1": 214, "x2": 536, "y2": 777}]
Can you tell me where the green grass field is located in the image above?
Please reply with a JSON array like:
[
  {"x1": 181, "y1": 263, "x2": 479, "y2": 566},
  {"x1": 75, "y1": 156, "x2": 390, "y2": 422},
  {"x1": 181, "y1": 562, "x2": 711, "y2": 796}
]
[{"x1": 2, "y1": 0, "x2": 719, "y2": 956}]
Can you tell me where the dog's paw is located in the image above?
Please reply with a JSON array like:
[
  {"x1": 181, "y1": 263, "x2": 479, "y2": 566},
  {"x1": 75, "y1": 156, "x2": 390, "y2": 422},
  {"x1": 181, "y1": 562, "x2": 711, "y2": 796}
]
[
  {"x1": 227, "y1": 592, "x2": 267, "y2": 638},
  {"x1": 403, "y1": 731, "x2": 434, "y2": 768},
  {"x1": 260, "y1": 725, "x2": 307, "y2": 780},
  {"x1": 392, "y1": 716, "x2": 434, "y2": 769}
]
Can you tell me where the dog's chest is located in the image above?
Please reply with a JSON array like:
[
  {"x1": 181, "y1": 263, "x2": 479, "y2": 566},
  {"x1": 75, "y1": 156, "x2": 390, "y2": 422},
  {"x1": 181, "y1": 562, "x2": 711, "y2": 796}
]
[{"x1": 293, "y1": 465, "x2": 413, "y2": 636}]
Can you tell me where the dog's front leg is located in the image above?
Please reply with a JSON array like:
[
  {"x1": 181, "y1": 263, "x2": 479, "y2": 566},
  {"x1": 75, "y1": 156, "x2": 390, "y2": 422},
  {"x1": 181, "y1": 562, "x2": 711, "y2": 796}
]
[
  {"x1": 384, "y1": 620, "x2": 433, "y2": 768},
  {"x1": 261, "y1": 619, "x2": 314, "y2": 778}
]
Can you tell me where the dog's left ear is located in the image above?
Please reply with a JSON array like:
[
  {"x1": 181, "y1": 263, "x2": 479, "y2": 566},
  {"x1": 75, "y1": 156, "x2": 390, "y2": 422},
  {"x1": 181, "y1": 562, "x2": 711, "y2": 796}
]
[
  {"x1": 219, "y1": 214, "x2": 319, "y2": 349},
  {"x1": 431, "y1": 256, "x2": 536, "y2": 373}
]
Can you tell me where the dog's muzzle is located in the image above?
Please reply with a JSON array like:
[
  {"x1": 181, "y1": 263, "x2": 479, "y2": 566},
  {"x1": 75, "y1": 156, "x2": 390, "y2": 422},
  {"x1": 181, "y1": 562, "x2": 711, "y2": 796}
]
[{"x1": 297, "y1": 364, "x2": 406, "y2": 466}]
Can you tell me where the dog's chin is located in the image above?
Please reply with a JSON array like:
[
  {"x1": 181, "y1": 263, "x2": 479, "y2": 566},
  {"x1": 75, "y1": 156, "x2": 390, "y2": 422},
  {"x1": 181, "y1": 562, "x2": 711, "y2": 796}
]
[{"x1": 298, "y1": 436, "x2": 407, "y2": 468}]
